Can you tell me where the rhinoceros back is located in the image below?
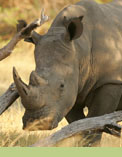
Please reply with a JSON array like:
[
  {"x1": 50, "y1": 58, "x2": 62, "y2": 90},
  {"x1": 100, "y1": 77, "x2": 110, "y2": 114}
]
[{"x1": 76, "y1": 0, "x2": 122, "y2": 87}]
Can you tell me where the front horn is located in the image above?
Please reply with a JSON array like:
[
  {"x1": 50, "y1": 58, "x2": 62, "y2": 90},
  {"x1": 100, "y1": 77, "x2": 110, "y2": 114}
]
[{"x1": 13, "y1": 67, "x2": 29, "y2": 97}]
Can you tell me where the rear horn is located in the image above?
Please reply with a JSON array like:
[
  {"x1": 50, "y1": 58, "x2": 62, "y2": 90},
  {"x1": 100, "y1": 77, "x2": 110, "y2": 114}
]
[{"x1": 29, "y1": 71, "x2": 48, "y2": 86}]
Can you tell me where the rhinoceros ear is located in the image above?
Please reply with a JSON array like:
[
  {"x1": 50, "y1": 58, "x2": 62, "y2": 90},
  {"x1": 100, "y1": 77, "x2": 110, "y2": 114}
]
[
  {"x1": 63, "y1": 16, "x2": 83, "y2": 41},
  {"x1": 24, "y1": 31, "x2": 41, "y2": 44}
]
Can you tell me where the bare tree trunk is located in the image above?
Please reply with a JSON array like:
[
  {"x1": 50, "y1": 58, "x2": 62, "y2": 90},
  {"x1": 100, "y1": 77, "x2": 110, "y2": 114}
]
[{"x1": 31, "y1": 111, "x2": 122, "y2": 147}]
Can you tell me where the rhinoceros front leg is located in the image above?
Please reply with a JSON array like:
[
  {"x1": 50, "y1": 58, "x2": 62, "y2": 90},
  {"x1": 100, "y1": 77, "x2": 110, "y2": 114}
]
[
  {"x1": 65, "y1": 104, "x2": 85, "y2": 123},
  {"x1": 83, "y1": 84, "x2": 122, "y2": 147}
]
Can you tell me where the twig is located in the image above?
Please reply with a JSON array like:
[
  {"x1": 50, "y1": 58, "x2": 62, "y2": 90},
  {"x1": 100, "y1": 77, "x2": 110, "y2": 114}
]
[{"x1": 0, "y1": 9, "x2": 49, "y2": 61}]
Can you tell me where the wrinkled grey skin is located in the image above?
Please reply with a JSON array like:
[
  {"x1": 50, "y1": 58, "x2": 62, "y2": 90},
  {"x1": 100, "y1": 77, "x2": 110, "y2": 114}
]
[{"x1": 13, "y1": 0, "x2": 122, "y2": 145}]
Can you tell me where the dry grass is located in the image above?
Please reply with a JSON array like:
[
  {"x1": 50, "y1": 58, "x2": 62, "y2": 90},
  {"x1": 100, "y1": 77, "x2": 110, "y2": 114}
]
[
  {"x1": 0, "y1": 0, "x2": 122, "y2": 147},
  {"x1": 0, "y1": 104, "x2": 68, "y2": 147}
]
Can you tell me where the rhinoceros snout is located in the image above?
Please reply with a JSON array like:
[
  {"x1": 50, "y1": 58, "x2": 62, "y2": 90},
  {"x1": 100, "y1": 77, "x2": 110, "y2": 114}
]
[
  {"x1": 23, "y1": 117, "x2": 58, "y2": 131},
  {"x1": 22, "y1": 110, "x2": 59, "y2": 131}
]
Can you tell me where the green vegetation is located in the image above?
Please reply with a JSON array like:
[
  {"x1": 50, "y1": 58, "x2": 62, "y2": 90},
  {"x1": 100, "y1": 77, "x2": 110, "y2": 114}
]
[{"x1": 0, "y1": 0, "x2": 77, "y2": 39}]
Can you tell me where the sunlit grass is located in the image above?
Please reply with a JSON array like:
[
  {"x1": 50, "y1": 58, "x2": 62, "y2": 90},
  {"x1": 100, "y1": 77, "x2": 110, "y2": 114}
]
[{"x1": 0, "y1": 100, "x2": 68, "y2": 147}]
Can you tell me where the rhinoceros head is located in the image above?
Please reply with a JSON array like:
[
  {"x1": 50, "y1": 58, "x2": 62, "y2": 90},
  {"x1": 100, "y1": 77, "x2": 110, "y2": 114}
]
[{"x1": 13, "y1": 8, "x2": 84, "y2": 131}]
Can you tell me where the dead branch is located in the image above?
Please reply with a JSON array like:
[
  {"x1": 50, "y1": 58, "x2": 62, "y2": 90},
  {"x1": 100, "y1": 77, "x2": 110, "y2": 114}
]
[
  {"x1": 0, "y1": 9, "x2": 49, "y2": 61},
  {"x1": 0, "y1": 83, "x2": 19, "y2": 115},
  {"x1": 31, "y1": 111, "x2": 122, "y2": 147}
]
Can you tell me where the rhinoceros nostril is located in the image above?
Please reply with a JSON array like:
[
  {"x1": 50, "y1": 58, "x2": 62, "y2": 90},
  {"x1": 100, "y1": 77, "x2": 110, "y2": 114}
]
[
  {"x1": 60, "y1": 84, "x2": 64, "y2": 88},
  {"x1": 23, "y1": 88, "x2": 28, "y2": 95}
]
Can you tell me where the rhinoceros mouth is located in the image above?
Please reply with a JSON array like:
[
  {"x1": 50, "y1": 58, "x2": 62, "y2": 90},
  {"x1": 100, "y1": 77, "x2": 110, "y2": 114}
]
[
  {"x1": 23, "y1": 118, "x2": 58, "y2": 131},
  {"x1": 22, "y1": 109, "x2": 60, "y2": 131}
]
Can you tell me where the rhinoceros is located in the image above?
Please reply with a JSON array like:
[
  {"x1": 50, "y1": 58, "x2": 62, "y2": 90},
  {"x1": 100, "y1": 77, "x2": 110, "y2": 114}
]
[{"x1": 13, "y1": 0, "x2": 122, "y2": 139}]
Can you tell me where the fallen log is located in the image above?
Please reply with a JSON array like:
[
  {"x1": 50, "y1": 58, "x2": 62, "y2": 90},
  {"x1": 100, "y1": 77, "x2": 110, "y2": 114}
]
[
  {"x1": 0, "y1": 83, "x2": 19, "y2": 115},
  {"x1": 31, "y1": 111, "x2": 122, "y2": 147}
]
